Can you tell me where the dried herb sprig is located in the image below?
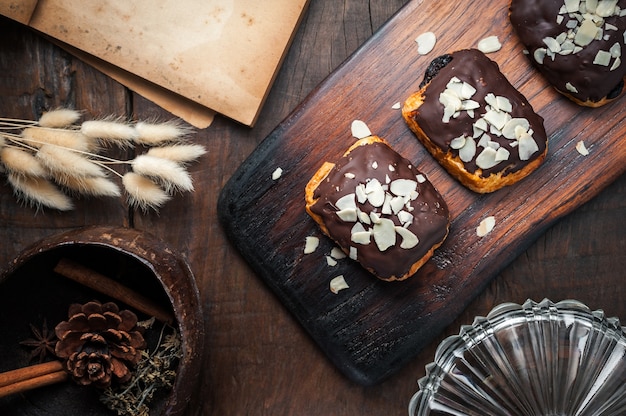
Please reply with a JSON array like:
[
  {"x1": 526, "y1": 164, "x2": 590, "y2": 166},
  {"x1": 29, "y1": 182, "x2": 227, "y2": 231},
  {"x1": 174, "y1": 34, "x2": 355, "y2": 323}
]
[
  {"x1": 100, "y1": 324, "x2": 182, "y2": 416},
  {"x1": 0, "y1": 109, "x2": 206, "y2": 211}
]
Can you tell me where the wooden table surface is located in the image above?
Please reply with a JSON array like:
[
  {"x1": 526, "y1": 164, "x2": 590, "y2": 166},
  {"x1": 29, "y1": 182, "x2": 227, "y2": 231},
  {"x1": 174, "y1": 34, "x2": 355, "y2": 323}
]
[{"x1": 0, "y1": 1, "x2": 624, "y2": 415}]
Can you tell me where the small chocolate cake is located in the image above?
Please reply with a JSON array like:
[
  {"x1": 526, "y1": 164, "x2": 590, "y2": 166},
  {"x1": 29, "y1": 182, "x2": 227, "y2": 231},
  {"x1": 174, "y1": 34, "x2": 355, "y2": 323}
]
[
  {"x1": 305, "y1": 136, "x2": 449, "y2": 281},
  {"x1": 510, "y1": 0, "x2": 626, "y2": 107},
  {"x1": 402, "y1": 49, "x2": 548, "y2": 193}
]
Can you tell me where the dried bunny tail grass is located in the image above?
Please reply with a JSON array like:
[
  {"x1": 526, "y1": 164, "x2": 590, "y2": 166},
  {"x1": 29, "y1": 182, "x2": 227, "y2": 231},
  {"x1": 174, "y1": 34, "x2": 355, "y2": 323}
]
[
  {"x1": 61, "y1": 175, "x2": 121, "y2": 197},
  {"x1": 122, "y1": 172, "x2": 171, "y2": 210},
  {"x1": 134, "y1": 120, "x2": 192, "y2": 145},
  {"x1": 81, "y1": 119, "x2": 137, "y2": 146},
  {"x1": 21, "y1": 127, "x2": 97, "y2": 152},
  {"x1": 0, "y1": 147, "x2": 47, "y2": 177},
  {"x1": 146, "y1": 144, "x2": 207, "y2": 163},
  {"x1": 8, "y1": 172, "x2": 73, "y2": 211},
  {"x1": 131, "y1": 154, "x2": 193, "y2": 192},
  {"x1": 38, "y1": 108, "x2": 81, "y2": 128},
  {"x1": 36, "y1": 144, "x2": 106, "y2": 179}
]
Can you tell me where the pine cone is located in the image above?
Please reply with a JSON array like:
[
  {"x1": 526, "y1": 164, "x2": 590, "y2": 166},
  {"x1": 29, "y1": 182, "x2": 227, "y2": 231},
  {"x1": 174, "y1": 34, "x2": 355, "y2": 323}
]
[{"x1": 55, "y1": 301, "x2": 147, "y2": 388}]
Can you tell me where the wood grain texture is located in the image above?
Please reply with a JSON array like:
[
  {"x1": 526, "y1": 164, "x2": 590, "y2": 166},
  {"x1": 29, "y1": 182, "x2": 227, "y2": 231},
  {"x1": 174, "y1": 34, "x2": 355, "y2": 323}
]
[
  {"x1": 218, "y1": 0, "x2": 626, "y2": 385},
  {"x1": 0, "y1": 0, "x2": 624, "y2": 415}
]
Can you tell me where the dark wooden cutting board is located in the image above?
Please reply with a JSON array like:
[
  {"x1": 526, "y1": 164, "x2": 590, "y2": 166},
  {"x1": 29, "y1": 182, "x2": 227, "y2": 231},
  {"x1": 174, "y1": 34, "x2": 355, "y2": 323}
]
[{"x1": 218, "y1": 0, "x2": 626, "y2": 385}]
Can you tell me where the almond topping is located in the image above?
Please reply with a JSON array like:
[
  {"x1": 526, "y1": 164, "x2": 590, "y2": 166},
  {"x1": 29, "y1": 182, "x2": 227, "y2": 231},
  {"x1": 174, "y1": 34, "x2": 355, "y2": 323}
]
[
  {"x1": 415, "y1": 31, "x2": 437, "y2": 55},
  {"x1": 330, "y1": 275, "x2": 349, "y2": 294},
  {"x1": 476, "y1": 216, "x2": 496, "y2": 237},
  {"x1": 351, "y1": 120, "x2": 372, "y2": 139},
  {"x1": 304, "y1": 236, "x2": 320, "y2": 254}
]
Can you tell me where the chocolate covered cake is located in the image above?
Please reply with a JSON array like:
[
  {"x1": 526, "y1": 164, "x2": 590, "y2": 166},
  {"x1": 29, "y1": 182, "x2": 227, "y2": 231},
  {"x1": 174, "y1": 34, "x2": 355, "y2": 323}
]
[
  {"x1": 510, "y1": 0, "x2": 626, "y2": 106},
  {"x1": 402, "y1": 49, "x2": 548, "y2": 193},
  {"x1": 305, "y1": 136, "x2": 449, "y2": 281}
]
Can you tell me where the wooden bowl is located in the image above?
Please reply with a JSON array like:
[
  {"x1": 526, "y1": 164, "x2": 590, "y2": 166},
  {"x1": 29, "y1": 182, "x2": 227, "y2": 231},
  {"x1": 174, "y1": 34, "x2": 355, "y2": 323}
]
[{"x1": 0, "y1": 226, "x2": 204, "y2": 416}]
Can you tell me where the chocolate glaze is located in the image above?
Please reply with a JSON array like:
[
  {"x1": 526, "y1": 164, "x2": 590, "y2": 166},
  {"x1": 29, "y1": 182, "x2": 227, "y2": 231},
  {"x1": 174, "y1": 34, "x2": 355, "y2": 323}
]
[
  {"x1": 407, "y1": 49, "x2": 547, "y2": 177},
  {"x1": 310, "y1": 141, "x2": 449, "y2": 280},
  {"x1": 510, "y1": 0, "x2": 626, "y2": 104}
]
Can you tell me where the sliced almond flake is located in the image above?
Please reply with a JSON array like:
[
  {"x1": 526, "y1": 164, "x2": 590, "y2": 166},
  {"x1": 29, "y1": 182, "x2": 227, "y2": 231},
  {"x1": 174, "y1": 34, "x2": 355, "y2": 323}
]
[
  {"x1": 518, "y1": 133, "x2": 539, "y2": 160},
  {"x1": 483, "y1": 109, "x2": 510, "y2": 130},
  {"x1": 595, "y1": 0, "x2": 618, "y2": 17},
  {"x1": 576, "y1": 140, "x2": 590, "y2": 155},
  {"x1": 336, "y1": 208, "x2": 358, "y2": 222},
  {"x1": 496, "y1": 96, "x2": 512, "y2": 113},
  {"x1": 359, "y1": 210, "x2": 372, "y2": 224},
  {"x1": 476, "y1": 147, "x2": 500, "y2": 169},
  {"x1": 351, "y1": 120, "x2": 372, "y2": 139},
  {"x1": 272, "y1": 167, "x2": 283, "y2": 180},
  {"x1": 330, "y1": 247, "x2": 347, "y2": 259},
  {"x1": 450, "y1": 135, "x2": 466, "y2": 149},
  {"x1": 477, "y1": 134, "x2": 490, "y2": 148},
  {"x1": 351, "y1": 230, "x2": 372, "y2": 245},
  {"x1": 389, "y1": 195, "x2": 406, "y2": 214},
  {"x1": 369, "y1": 211, "x2": 381, "y2": 224},
  {"x1": 416, "y1": 174, "x2": 426, "y2": 183},
  {"x1": 415, "y1": 31, "x2": 437, "y2": 55},
  {"x1": 381, "y1": 195, "x2": 392, "y2": 215},
  {"x1": 392, "y1": 102, "x2": 401, "y2": 109},
  {"x1": 495, "y1": 147, "x2": 511, "y2": 162},
  {"x1": 365, "y1": 179, "x2": 385, "y2": 207},
  {"x1": 487, "y1": 140, "x2": 501, "y2": 150},
  {"x1": 565, "y1": 0, "x2": 580, "y2": 13},
  {"x1": 397, "y1": 210, "x2": 414, "y2": 226},
  {"x1": 344, "y1": 172, "x2": 356, "y2": 179},
  {"x1": 477, "y1": 35, "x2": 502, "y2": 53},
  {"x1": 543, "y1": 36, "x2": 562, "y2": 53},
  {"x1": 574, "y1": 19, "x2": 598, "y2": 46},
  {"x1": 610, "y1": 57, "x2": 621, "y2": 71},
  {"x1": 609, "y1": 42, "x2": 621, "y2": 57},
  {"x1": 326, "y1": 256, "x2": 338, "y2": 267},
  {"x1": 390, "y1": 178, "x2": 418, "y2": 197},
  {"x1": 395, "y1": 226, "x2": 419, "y2": 249},
  {"x1": 476, "y1": 216, "x2": 496, "y2": 237},
  {"x1": 349, "y1": 247, "x2": 357, "y2": 260},
  {"x1": 534, "y1": 48, "x2": 547, "y2": 64},
  {"x1": 336, "y1": 193, "x2": 356, "y2": 211},
  {"x1": 593, "y1": 49, "x2": 612, "y2": 66},
  {"x1": 566, "y1": 82, "x2": 579, "y2": 93},
  {"x1": 304, "y1": 236, "x2": 320, "y2": 254},
  {"x1": 473, "y1": 118, "x2": 488, "y2": 136},
  {"x1": 330, "y1": 275, "x2": 349, "y2": 294},
  {"x1": 355, "y1": 183, "x2": 367, "y2": 203},
  {"x1": 502, "y1": 118, "x2": 530, "y2": 139},
  {"x1": 372, "y1": 218, "x2": 396, "y2": 251},
  {"x1": 459, "y1": 136, "x2": 477, "y2": 162}
]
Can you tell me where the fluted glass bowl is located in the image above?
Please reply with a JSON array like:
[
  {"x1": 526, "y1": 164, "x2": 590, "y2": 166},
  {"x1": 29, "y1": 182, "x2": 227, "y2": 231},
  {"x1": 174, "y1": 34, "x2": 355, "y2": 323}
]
[{"x1": 409, "y1": 299, "x2": 626, "y2": 416}]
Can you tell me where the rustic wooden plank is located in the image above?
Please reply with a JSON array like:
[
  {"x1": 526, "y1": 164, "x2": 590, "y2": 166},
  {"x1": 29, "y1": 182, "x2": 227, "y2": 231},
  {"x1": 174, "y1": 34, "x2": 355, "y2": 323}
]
[{"x1": 218, "y1": 0, "x2": 626, "y2": 385}]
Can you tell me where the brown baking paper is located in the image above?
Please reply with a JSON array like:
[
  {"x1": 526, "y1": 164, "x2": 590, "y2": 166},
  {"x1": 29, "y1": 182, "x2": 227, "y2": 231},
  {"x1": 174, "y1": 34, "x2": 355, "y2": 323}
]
[{"x1": 0, "y1": 0, "x2": 310, "y2": 127}]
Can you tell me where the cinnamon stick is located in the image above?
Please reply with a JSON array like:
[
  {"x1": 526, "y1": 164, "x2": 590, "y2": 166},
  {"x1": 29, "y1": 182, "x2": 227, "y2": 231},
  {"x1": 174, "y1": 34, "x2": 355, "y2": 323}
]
[
  {"x1": 54, "y1": 258, "x2": 175, "y2": 325},
  {"x1": 0, "y1": 361, "x2": 68, "y2": 398}
]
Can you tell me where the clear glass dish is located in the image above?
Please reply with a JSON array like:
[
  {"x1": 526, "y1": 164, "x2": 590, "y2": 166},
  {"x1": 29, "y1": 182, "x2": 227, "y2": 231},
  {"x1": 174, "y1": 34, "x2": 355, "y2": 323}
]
[{"x1": 409, "y1": 298, "x2": 626, "y2": 416}]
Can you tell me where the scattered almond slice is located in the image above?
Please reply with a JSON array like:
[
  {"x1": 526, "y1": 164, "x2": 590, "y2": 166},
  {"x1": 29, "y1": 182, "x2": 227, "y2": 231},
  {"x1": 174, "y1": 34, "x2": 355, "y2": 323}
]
[
  {"x1": 272, "y1": 167, "x2": 283, "y2": 180},
  {"x1": 415, "y1": 31, "x2": 437, "y2": 55},
  {"x1": 477, "y1": 36, "x2": 502, "y2": 53},
  {"x1": 576, "y1": 140, "x2": 590, "y2": 156},
  {"x1": 330, "y1": 247, "x2": 347, "y2": 259},
  {"x1": 476, "y1": 216, "x2": 496, "y2": 237},
  {"x1": 392, "y1": 102, "x2": 401, "y2": 110},
  {"x1": 330, "y1": 275, "x2": 349, "y2": 294},
  {"x1": 304, "y1": 236, "x2": 320, "y2": 254},
  {"x1": 351, "y1": 120, "x2": 372, "y2": 139},
  {"x1": 326, "y1": 256, "x2": 338, "y2": 267}
]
